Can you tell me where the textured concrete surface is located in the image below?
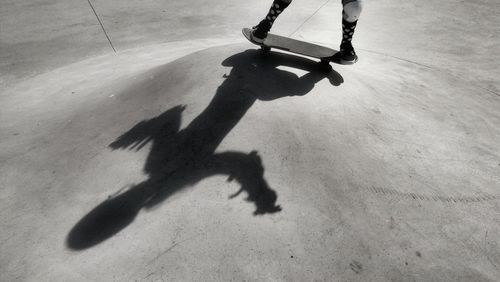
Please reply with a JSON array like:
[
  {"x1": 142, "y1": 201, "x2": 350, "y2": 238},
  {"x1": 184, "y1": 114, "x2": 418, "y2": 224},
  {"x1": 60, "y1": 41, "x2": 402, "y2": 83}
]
[{"x1": 1, "y1": 0, "x2": 500, "y2": 281}]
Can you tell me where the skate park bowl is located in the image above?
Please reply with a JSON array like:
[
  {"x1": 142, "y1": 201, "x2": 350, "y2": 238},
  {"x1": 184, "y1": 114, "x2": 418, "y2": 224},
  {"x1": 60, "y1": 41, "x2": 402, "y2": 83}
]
[{"x1": 1, "y1": 0, "x2": 500, "y2": 281}]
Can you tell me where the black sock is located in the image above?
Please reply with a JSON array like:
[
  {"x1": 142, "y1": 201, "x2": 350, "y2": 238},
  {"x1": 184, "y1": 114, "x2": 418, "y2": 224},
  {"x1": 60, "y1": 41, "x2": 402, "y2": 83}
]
[
  {"x1": 263, "y1": 0, "x2": 291, "y2": 28},
  {"x1": 341, "y1": 18, "x2": 358, "y2": 46}
]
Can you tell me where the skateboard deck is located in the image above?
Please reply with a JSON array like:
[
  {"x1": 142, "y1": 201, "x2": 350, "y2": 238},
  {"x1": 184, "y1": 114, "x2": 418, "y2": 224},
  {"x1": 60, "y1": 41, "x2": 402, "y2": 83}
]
[{"x1": 242, "y1": 28, "x2": 342, "y2": 66}]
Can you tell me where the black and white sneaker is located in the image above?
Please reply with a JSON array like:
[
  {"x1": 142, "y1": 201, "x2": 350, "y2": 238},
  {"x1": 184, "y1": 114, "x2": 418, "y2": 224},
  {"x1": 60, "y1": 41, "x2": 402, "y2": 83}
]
[
  {"x1": 251, "y1": 20, "x2": 272, "y2": 44},
  {"x1": 331, "y1": 41, "x2": 358, "y2": 65}
]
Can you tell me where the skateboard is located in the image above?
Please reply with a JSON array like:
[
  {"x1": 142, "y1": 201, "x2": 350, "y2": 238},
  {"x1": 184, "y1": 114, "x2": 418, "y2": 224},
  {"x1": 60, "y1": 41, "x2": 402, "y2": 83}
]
[{"x1": 242, "y1": 28, "x2": 346, "y2": 71}]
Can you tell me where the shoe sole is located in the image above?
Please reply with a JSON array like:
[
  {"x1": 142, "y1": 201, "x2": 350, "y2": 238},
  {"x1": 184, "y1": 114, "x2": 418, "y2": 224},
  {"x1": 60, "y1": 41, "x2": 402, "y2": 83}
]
[
  {"x1": 250, "y1": 32, "x2": 265, "y2": 44},
  {"x1": 339, "y1": 58, "x2": 358, "y2": 65},
  {"x1": 338, "y1": 55, "x2": 358, "y2": 65}
]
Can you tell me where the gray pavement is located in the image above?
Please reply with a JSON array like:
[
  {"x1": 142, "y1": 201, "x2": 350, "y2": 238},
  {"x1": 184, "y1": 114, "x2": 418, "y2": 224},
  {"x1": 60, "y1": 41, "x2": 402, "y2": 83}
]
[{"x1": 1, "y1": 0, "x2": 500, "y2": 281}]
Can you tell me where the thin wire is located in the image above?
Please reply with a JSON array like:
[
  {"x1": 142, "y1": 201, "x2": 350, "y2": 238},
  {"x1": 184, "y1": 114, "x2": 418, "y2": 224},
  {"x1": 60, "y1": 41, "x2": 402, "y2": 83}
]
[
  {"x1": 289, "y1": 0, "x2": 331, "y2": 37},
  {"x1": 87, "y1": 0, "x2": 116, "y2": 52}
]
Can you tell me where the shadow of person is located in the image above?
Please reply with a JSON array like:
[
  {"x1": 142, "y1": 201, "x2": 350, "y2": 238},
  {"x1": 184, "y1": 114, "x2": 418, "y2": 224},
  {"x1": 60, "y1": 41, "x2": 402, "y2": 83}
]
[{"x1": 67, "y1": 49, "x2": 344, "y2": 250}]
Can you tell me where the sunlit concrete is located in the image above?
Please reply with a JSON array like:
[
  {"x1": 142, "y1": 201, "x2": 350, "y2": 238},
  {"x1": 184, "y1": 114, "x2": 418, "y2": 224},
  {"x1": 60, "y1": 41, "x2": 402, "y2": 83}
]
[{"x1": 1, "y1": 0, "x2": 499, "y2": 281}]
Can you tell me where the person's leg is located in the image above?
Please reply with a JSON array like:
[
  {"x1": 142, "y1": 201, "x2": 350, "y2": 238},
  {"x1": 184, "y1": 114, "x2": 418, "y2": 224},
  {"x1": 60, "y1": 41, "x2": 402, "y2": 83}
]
[
  {"x1": 339, "y1": 0, "x2": 363, "y2": 64},
  {"x1": 251, "y1": 0, "x2": 293, "y2": 43}
]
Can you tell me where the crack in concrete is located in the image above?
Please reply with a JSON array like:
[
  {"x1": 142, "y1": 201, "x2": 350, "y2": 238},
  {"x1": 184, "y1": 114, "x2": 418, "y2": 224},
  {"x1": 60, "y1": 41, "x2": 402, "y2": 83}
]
[
  {"x1": 289, "y1": 0, "x2": 332, "y2": 37},
  {"x1": 146, "y1": 233, "x2": 203, "y2": 266},
  {"x1": 359, "y1": 48, "x2": 434, "y2": 70},
  {"x1": 87, "y1": 0, "x2": 116, "y2": 52},
  {"x1": 369, "y1": 186, "x2": 498, "y2": 204}
]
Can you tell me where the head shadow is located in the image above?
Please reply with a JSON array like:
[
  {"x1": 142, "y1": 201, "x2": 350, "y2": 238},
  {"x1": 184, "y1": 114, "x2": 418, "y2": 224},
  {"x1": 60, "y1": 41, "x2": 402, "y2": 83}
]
[{"x1": 66, "y1": 48, "x2": 344, "y2": 250}]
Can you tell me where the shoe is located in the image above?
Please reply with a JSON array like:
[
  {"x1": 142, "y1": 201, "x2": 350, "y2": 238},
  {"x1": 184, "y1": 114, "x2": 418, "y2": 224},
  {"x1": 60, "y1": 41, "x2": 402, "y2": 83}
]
[
  {"x1": 251, "y1": 20, "x2": 272, "y2": 44},
  {"x1": 338, "y1": 41, "x2": 358, "y2": 64}
]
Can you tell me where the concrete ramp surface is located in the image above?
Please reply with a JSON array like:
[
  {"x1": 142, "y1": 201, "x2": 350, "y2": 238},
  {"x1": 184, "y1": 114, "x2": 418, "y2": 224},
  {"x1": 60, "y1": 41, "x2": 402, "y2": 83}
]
[{"x1": 1, "y1": 0, "x2": 499, "y2": 281}]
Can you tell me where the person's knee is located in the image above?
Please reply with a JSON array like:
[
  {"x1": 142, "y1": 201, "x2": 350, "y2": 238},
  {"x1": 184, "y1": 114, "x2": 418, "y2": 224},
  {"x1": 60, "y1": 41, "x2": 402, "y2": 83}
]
[{"x1": 342, "y1": 0, "x2": 363, "y2": 22}]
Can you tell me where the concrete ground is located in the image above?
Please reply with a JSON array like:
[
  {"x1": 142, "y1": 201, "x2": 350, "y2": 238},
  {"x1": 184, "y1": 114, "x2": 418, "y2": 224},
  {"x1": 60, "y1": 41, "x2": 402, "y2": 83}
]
[{"x1": 1, "y1": 0, "x2": 499, "y2": 281}]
